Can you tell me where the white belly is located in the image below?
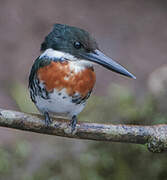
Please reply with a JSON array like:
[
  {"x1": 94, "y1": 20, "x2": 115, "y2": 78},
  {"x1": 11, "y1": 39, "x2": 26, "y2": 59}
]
[{"x1": 35, "y1": 88, "x2": 85, "y2": 118}]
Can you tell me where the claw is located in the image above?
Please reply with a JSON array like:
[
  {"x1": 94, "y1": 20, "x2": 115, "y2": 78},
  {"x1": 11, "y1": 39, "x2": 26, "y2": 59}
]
[
  {"x1": 69, "y1": 115, "x2": 77, "y2": 132},
  {"x1": 44, "y1": 112, "x2": 52, "y2": 126}
]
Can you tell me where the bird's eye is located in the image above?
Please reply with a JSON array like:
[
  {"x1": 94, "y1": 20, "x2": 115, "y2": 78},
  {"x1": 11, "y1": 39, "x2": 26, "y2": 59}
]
[{"x1": 74, "y1": 42, "x2": 82, "y2": 49}]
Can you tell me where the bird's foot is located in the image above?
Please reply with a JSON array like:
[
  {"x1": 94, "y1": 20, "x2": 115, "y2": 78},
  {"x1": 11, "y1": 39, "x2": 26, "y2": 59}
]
[
  {"x1": 69, "y1": 115, "x2": 77, "y2": 133},
  {"x1": 44, "y1": 112, "x2": 52, "y2": 126}
]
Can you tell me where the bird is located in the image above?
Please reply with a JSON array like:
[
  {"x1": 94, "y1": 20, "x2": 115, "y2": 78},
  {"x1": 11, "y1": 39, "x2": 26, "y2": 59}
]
[{"x1": 29, "y1": 24, "x2": 136, "y2": 132}]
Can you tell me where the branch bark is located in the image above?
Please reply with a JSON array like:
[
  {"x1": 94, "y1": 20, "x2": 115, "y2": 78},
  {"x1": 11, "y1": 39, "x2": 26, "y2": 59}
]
[{"x1": 0, "y1": 108, "x2": 167, "y2": 153}]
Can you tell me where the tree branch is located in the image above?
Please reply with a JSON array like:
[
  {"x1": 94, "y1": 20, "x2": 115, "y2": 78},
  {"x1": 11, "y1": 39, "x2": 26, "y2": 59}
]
[{"x1": 0, "y1": 108, "x2": 167, "y2": 153}]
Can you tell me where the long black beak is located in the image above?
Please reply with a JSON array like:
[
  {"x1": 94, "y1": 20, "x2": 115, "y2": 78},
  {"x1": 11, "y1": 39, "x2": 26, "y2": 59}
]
[{"x1": 80, "y1": 50, "x2": 136, "y2": 79}]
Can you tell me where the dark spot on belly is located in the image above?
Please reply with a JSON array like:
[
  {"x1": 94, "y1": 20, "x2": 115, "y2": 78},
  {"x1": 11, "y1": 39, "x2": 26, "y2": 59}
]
[
  {"x1": 58, "y1": 92, "x2": 62, "y2": 95},
  {"x1": 90, "y1": 66, "x2": 94, "y2": 71},
  {"x1": 62, "y1": 96, "x2": 66, "y2": 99}
]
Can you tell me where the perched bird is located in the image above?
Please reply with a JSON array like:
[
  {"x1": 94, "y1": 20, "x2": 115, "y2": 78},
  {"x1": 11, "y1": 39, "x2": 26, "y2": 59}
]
[{"x1": 29, "y1": 24, "x2": 136, "y2": 131}]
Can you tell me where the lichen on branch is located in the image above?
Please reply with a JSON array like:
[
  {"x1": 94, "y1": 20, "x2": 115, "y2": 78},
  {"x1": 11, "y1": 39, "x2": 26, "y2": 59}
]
[{"x1": 0, "y1": 108, "x2": 167, "y2": 153}]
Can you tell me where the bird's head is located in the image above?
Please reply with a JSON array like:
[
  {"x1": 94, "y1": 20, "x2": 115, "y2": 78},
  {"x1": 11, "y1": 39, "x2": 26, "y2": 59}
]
[{"x1": 40, "y1": 24, "x2": 136, "y2": 79}]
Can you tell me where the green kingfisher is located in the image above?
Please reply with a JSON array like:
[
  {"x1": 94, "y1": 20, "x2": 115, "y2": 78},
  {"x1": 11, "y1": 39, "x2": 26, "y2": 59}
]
[{"x1": 29, "y1": 24, "x2": 136, "y2": 132}]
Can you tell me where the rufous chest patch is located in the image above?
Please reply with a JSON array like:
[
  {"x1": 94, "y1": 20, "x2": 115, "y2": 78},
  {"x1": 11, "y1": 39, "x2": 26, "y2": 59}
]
[{"x1": 37, "y1": 61, "x2": 96, "y2": 97}]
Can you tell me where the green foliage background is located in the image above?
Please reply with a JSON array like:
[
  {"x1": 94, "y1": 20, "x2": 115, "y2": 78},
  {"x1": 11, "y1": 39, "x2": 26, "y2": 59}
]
[
  {"x1": 0, "y1": 0, "x2": 167, "y2": 179},
  {"x1": 0, "y1": 83, "x2": 167, "y2": 180}
]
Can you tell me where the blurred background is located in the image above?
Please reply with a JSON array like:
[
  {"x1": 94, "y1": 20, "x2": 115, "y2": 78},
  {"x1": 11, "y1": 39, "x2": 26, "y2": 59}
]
[{"x1": 0, "y1": 0, "x2": 167, "y2": 179}]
